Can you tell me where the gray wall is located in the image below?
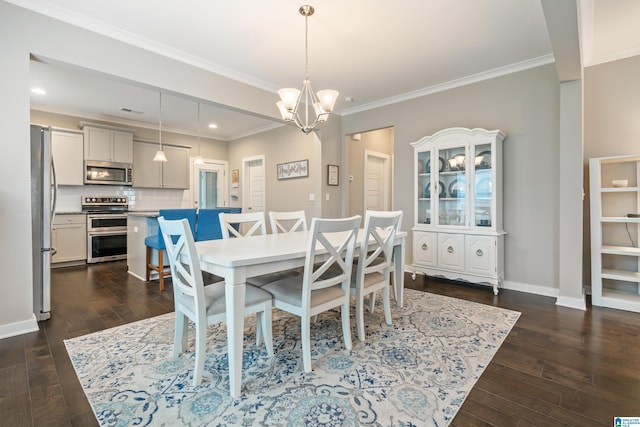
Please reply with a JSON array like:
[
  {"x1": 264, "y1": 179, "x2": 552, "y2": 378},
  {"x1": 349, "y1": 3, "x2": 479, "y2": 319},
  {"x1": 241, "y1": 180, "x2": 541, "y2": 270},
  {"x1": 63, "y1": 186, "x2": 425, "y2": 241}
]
[{"x1": 342, "y1": 64, "x2": 561, "y2": 294}]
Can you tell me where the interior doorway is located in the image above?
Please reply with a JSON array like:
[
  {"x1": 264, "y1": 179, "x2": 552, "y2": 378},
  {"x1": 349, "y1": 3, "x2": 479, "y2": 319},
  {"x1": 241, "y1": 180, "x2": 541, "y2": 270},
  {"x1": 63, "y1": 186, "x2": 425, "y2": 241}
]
[
  {"x1": 347, "y1": 127, "x2": 394, "y2": 217},
  {"x1": 190, "y1": 158, "x2": 228, "y2": 208}
]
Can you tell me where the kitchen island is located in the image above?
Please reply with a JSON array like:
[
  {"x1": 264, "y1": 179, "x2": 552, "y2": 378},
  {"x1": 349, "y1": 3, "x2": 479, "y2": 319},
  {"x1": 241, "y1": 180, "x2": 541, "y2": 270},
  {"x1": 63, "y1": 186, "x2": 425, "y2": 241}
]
[{"x1": 127, "y1": 211, "x2": 159, "y2": 281}]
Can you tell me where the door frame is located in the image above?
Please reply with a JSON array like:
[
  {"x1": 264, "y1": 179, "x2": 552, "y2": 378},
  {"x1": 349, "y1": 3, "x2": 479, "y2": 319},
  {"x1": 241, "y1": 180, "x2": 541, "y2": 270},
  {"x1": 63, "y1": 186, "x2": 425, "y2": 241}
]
[{"x1": 189, "y1": 157, "x2": 228, "y2": 208}]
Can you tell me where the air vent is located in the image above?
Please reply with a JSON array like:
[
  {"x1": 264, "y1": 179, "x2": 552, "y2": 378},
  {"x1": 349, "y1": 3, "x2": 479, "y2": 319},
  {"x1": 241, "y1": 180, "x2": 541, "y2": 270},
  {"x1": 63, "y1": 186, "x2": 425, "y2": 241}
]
[{"x1": 121, "y1": 107, "x2": 143, "y2": 114}]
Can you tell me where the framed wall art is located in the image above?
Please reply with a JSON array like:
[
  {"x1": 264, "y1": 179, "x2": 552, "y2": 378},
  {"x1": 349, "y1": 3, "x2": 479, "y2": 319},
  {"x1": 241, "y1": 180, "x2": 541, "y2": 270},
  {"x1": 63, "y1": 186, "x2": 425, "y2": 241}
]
[
  {"x1": 327, "y1": 164, "x2": 339, "y2": 186},
  {"x1": 231, "y1": 169, "x2": 239, "y2": 188},
  {"x1": 277, "y1": 159, "x2": 309, "y2": 180}
]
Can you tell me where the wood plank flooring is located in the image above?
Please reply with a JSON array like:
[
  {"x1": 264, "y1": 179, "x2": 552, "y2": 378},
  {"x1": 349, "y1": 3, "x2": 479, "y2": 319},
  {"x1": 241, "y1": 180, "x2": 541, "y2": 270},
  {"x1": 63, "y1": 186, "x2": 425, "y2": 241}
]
[{"x1": 1, "y1": 261, "x2": 639, "y2": 426}]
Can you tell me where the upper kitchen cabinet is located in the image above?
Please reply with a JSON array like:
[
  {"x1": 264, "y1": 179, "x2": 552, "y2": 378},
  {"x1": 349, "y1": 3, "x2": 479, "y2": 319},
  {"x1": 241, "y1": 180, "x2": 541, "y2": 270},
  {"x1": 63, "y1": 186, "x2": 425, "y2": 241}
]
[
  {"x1": 51, "y1": 128, "x2": 84, "y2": 186},
  {"x1": 132, "y1": 140, "x2": 189, "y2": 189},
  {"x1": 81, "y1": 123, "x2": 133, "y2": 163}
]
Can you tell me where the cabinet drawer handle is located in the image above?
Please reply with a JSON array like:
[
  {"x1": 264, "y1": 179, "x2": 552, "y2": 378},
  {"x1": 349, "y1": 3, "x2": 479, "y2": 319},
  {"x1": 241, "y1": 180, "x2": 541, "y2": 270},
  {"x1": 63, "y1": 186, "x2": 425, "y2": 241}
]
[
  {"x1": 447, "y1": 246, "x2": 454, "y2": 253},
  {"x1": 422, "y1": 243, "x2": 428, "y2": 251},
  {"x1": 476, "y1": 249, "x2": 484, "y2": 257}
]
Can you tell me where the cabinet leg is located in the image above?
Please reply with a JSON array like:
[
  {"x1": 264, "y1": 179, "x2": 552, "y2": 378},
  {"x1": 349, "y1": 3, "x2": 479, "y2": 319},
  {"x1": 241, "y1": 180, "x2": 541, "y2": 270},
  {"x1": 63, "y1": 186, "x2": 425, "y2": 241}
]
[{"x1": 411, "y1": 269, "x2": 416, "y2": 280}]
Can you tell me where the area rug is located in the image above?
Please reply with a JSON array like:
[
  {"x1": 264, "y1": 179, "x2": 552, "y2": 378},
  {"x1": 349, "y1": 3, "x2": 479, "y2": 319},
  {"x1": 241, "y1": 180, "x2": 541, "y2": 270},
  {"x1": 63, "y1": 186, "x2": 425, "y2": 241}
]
[{"x1": 64, "y1": 289, "x2": 520, "y2": 426}]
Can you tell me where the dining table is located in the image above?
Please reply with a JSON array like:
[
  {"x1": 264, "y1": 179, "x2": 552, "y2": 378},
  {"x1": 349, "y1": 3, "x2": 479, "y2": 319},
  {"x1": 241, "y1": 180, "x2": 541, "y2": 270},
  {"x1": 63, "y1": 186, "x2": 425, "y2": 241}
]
[{"x1": 194, "y1": 227, "x2": 406, "y2": 398}]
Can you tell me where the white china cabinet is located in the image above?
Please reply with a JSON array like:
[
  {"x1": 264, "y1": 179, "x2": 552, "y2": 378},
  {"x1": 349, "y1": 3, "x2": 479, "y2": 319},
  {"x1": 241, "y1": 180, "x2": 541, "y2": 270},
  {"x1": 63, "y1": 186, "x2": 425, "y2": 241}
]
[
  {"x1": 590, "y1": 154, "x2": 640, "y2": 313},
  {"x1": 411, "y1": 127, "x2": 505, "y2": 294}
]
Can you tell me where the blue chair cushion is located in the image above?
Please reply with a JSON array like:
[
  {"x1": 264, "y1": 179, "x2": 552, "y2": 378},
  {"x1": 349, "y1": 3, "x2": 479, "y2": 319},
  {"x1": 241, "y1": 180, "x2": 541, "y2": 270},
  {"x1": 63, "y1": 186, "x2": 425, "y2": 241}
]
[
  {"x1": 145, "y1": 208, "x2": 198, "y2": 250},
  {"x1": 195, "y1": 207, "x2": 241, "y2": 241}
]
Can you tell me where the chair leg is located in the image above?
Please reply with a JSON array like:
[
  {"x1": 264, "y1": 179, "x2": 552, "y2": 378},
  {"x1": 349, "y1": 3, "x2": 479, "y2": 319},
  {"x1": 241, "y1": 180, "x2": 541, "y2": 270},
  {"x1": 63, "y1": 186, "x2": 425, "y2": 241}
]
[
  {"x1": 383, "y1": 285, "x2": 392, "y2": 326},
  {"x1": 341, "y1": 297, "x2": 353, "y2": 351},
  {"x1": 158, "y1": 249, "x2": 165, "y2": 291},
  {"x1": 173, "y1": 312, "x2": 188, "y2": 358},
  {"x1": 368, "y1": 291, "x2": 376, "y2": 313},
  {"x1": 145, "y1": 246, "x2": 152, "y2": 282},
  {"x1": 261, "y1": 305, "x2": 273, "y2": 356},
  {"x1": 356, "y1": 293, "x2": 366, "y2": 342},
  {"x1": 192, "y1": 319, "x2": 207, "y2": 386},
  {"x1": 301, "y1": 316, "x2": 312, "y2": 373}
]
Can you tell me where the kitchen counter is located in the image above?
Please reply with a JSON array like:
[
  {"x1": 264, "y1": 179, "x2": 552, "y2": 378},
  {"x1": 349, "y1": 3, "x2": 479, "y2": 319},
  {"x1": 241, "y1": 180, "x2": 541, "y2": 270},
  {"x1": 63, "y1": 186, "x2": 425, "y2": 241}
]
[
  {"x1": 127, "y1": 211, "x2": 159, "y2": 217},
  {"x1": 127, "y1": 213, "x2": 160, "y2": 281}
]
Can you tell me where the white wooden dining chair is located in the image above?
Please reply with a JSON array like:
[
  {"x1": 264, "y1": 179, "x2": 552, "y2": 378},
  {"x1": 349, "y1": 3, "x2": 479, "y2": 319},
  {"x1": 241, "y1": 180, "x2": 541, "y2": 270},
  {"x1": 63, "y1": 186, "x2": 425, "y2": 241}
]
[
  {"x1": 262, "y1": 215, "x2": 361, "y2": 372},
  {"x1": 158, "y1": 216, "x2": 273, "y2": 386},
  {"x1": 219, "y1": 211, "x2": 267, "y2": 239},
  {"x1": 350, "y1": 210, "x2": 403, "y2": 341},
  {"x1": 268, "y1": 210, "x2": 308, "y2": 234}
]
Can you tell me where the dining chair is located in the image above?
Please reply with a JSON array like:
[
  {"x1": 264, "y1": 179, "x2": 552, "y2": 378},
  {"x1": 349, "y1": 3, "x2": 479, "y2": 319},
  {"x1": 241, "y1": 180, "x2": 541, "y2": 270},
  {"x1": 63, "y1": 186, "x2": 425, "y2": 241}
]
[
  {"x1": 157, "y1": 216, "x2": 273, "y2": 386},
  {"x1": 219, "y1": 211, "x2": 267, "y2": 239},
  {"x1": 262, "y1": 215, "x2": 361, "y2": 373},
  {"x1": 350, "y1": 210, "x2": 403, "y2": 341},
  {"x1": 145, "y1": 208, "x2": 197, "y2": 291},
  {"x1": 268, "y1": 210, "x2": 308, "y2": 234}
]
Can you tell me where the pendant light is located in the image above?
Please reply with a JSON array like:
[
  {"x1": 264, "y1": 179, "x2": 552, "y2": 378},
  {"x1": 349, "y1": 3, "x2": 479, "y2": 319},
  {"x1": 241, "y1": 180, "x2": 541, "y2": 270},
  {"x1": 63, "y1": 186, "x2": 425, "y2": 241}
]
[
  {"x1": 276, "y1": 5, "x2": 339, "y2": 134},
  {"x1": 194, "y1": 102, "x2": 204, "y2": 165},
  {"x1": 153, "y1": 92, "x2": 168, "y2": 162}
]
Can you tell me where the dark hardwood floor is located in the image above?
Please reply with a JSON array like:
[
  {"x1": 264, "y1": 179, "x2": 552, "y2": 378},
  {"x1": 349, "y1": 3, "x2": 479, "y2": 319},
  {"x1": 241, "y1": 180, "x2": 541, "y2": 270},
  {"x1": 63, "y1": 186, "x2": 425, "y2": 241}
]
[{"x1": 1, "y1": 261, "x2": 639, "y2": 426}]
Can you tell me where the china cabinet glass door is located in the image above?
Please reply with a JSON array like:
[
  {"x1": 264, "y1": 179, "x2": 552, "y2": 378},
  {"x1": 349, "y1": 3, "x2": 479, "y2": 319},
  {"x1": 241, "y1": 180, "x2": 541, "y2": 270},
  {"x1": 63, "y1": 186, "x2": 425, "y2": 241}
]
[
  {"x1": 437, "y1": 144, "x2": 467, "y2": 227},
  {"x1": 417, "y1": 149, "x2": 432, "y2": 225},
  {"x1": 473, "y1": 142, "x2": 493, "y2": 227}
]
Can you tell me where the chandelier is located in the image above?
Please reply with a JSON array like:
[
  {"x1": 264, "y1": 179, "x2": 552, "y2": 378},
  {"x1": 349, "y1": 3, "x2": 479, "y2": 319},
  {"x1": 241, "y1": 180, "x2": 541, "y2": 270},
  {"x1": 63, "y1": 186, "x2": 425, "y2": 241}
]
[{"x1": 276, "y1": 5, "x2": 338, "y2": 134}]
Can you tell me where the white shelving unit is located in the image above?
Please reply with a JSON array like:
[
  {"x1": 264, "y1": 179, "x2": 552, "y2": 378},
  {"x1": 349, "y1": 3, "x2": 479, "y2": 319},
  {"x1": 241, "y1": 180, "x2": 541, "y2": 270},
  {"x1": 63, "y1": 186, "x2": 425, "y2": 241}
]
[
  {"x1": 411, "y1": 127, "x2": 505, "y2": 295},
  {"x1": 589, "y1": 154, "x2": 640, "y2": 312}
]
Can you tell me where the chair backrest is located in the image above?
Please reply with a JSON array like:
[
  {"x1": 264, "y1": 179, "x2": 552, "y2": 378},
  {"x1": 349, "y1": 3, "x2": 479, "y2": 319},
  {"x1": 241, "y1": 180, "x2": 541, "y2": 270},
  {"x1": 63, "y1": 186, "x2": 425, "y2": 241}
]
[
  {"x1": 219, "y1": 211, "x2": 267, "y2": 239},
  {"x1": 302, "y1": 215, "x2": 361, "y2": 302},
  {"x1": 158, "y1": 208, "x2": 197, "y2": 236},
  {"x1": 195, "y1": 207, "x2": 241, "y2": 241},
  {"x1": 157, "y1": 217, "x2": 207, "y2": 315},
  {"x1": 268, "y1": 210, "x2": 308, "y2": 234},
  {"x1": 356, "y1": 210, "x2": 403, "y2": 278}
]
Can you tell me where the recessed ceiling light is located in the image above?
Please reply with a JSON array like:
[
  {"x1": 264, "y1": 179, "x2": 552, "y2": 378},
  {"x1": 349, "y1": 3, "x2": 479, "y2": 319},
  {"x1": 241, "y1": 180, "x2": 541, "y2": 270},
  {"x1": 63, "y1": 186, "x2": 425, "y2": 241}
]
[
  {"x1": 208, "y1": 123, "x2": 218, "y2": 129},
  {"x1": 31, "y1": 87, "x2": 46, "y2": 95}
]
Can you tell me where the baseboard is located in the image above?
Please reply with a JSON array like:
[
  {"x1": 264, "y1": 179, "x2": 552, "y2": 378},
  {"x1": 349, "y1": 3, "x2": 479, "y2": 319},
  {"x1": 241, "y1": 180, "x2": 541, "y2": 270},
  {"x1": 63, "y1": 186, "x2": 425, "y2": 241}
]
[
  {"x1": 0, "y1": 315, "x2": 39, "y2": 339},
  {"x1": 501, "y1": 280, "x2": 559, "y2": 298},
  {"x1": 555, "y1": 294, "x2": 587, "y2": 311}
]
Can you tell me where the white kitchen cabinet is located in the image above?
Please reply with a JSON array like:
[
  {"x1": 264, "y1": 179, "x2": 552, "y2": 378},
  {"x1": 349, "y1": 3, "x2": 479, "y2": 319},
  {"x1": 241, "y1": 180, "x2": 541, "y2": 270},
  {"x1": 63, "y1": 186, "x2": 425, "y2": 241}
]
[
  {"x1": 82, "y1": 124, "x2": 133, "y2": 163},
  {"x1": 589, "y1": 154, "x2": 640, "y2": 313},
  {"x1": 132, "y1": 140, "x2": 189, "y2": 189},
  {"x1": 52, "y1": 129, "x2": 84, "y2": 186},
  {"x1": 52, "y1": 214, "x2": 86, "y2": 265},
  {"x1": 411, "y1": 127, "x2": 505, "y2": 294}
]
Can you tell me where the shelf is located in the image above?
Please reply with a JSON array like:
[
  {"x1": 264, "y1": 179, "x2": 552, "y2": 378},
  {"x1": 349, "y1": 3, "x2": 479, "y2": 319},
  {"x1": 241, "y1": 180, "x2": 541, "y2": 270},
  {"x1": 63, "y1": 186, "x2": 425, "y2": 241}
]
[
  {"x1": 598, "y1": 289, "x2": 640, "y2": 313},
  {"x1": 600, "y1": 217, "x2": 640, "y2": 223},
  {"x1": 601, "y1": 245, "x2": 640, "y2": 256},
  {"x1": 601, "y1": 268, "x2": 640, "y2": 283},
  {"x1": 600, "y1": 187, "x2": 640, "y2": 192}
]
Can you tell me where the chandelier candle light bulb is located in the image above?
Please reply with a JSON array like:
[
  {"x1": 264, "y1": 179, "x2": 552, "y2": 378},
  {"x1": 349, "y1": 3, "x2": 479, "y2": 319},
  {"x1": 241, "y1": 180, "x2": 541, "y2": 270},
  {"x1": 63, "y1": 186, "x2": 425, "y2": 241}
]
[{"x1": 276, "y1": 5, "x2": 338, "y2": 134}]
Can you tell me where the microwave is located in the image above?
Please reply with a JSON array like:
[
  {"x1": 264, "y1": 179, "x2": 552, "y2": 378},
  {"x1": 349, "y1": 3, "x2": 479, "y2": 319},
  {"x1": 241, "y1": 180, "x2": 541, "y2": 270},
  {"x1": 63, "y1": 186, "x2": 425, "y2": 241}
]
[{"x1": 84, "y1": 160, "x2": 133, "y2": 186}]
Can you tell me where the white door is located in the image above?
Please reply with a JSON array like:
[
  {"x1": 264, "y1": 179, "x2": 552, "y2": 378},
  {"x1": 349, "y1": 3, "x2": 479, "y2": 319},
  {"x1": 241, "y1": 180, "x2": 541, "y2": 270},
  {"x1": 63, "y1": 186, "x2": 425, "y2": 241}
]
[
  {"x1": 243, "y1": 155, "x2": 265, "y2": 212},
  {"x1": 190, "y1": 159, "x2": 227, "y2": 208},
  {"x1": 364, "y1": 150, "x2": 391, "y2": 211}
]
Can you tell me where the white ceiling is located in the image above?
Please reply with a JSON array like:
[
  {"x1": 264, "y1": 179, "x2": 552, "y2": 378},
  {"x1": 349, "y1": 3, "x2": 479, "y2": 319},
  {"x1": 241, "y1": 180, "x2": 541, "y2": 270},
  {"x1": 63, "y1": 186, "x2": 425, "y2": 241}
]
[{"x1": 13, "y1": 0, "x2": 640, "y2": 140}]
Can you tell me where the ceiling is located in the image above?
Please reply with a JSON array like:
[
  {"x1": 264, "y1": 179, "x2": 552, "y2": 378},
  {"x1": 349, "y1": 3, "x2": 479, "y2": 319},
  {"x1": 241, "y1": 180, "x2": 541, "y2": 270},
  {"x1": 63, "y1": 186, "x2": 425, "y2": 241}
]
[{"x1": 14, "y1": 0, "x2": 640, "y2": 141}]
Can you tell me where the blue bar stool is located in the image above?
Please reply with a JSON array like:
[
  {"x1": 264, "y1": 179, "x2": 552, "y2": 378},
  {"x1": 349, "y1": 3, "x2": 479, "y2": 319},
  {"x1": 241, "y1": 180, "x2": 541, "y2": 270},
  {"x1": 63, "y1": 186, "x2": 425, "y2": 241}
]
[
  {"x1": 195, "y1": 207, "x2": 241, "y2": 241},
  {"x1": 145, "y1": 208, "x2": 197, "y2": 290}
]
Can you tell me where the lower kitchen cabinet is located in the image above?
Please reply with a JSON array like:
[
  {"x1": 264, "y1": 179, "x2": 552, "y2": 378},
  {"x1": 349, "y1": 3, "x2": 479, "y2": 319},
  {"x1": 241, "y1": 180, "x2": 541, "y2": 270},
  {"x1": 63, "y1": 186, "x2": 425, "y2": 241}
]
[{"x1": 52, "y1": 214, "x2": 86, "y2": 265}]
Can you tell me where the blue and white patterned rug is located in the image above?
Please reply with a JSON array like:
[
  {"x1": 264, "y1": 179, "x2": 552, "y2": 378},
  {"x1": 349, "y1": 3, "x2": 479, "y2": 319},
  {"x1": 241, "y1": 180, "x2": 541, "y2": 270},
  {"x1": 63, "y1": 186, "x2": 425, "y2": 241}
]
[{"x1": 64, "y1": 289, "x2": 520, "y2": 426}]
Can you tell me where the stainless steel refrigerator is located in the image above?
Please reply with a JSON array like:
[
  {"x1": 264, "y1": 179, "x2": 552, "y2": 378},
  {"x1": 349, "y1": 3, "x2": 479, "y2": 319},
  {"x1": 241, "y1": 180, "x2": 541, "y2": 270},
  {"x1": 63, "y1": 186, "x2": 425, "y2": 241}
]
[{"x1": 31, "y1": 124, "x2": 57, "y2": 321}]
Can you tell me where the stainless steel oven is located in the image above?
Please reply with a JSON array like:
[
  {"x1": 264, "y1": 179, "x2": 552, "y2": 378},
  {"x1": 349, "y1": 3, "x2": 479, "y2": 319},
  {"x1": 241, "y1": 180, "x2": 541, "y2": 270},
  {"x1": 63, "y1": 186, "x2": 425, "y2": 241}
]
[{"x1": 83, "y1": 196, "x2": 128, "y2": 263}]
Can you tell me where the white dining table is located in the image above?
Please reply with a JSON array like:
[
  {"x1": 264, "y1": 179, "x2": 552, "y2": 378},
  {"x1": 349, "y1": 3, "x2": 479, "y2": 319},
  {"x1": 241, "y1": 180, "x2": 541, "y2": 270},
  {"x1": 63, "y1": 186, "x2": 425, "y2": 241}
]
[{"x1": 194, "y1": 228, "x2": 406, "y2": 398}]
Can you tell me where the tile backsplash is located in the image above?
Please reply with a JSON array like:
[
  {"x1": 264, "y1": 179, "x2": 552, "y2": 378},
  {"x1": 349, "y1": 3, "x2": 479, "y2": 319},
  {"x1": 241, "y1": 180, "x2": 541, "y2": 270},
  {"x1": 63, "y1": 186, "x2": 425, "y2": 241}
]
[{"x1": 56, "y1": 185, "x2": 190, "y2": 212}]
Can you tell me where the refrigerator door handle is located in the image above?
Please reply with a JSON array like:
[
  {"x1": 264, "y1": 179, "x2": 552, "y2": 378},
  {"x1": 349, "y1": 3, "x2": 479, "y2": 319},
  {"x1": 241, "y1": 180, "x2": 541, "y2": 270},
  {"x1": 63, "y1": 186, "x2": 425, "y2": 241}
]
[{"x1": 51, "y1": 155, "x2": 58, "y2": 225}]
